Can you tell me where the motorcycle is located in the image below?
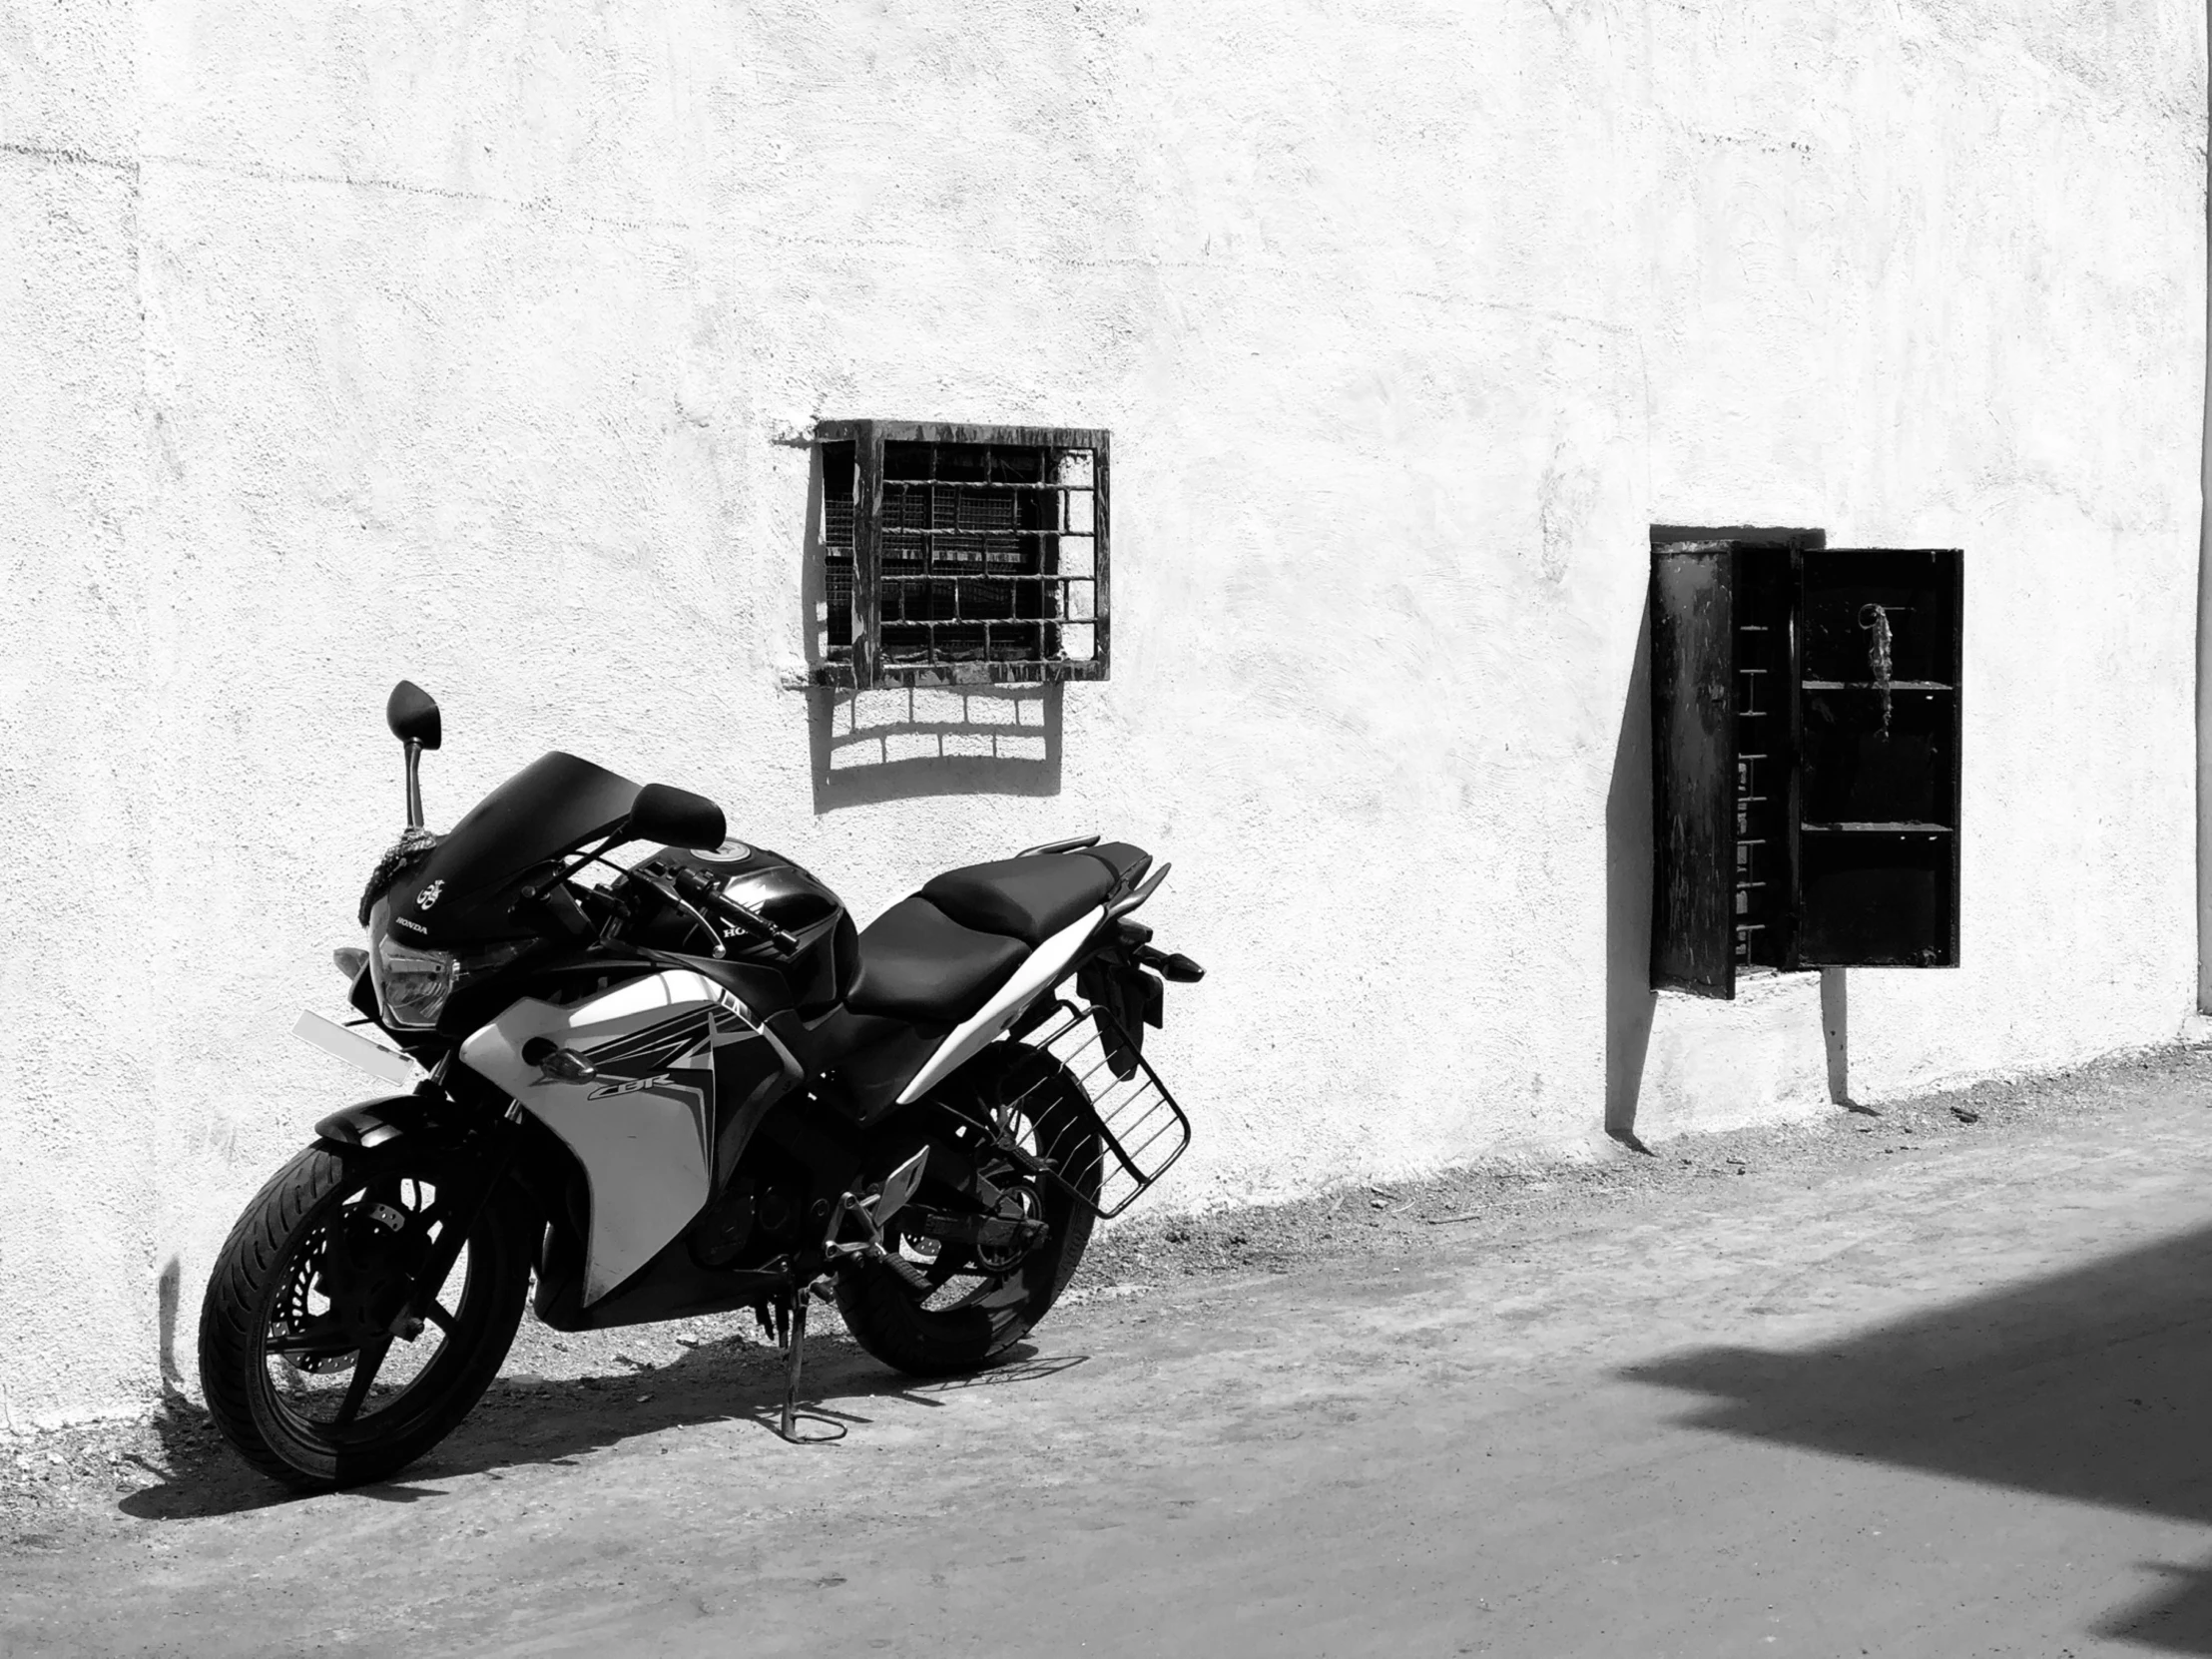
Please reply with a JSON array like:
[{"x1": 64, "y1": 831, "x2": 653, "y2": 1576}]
[{"x1": 198, "y1": 682, "x2": 1200, "y2": 1488}]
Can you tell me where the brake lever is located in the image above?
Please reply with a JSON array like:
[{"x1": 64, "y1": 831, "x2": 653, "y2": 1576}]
[
  {"x1": 672, "y1": 866, "x2": 802, "y2": 955},
  {"x1": 626, "y1": 866, "x2": 729, "y2": 960}
]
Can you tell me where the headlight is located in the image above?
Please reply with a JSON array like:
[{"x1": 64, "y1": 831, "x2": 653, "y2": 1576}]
[
  {"x1": 366, "y1": 900, "x2": 531, "y2": 1029},
  {"x1": 371, "y1": 930, "x2": 459, "y2": 1028}
]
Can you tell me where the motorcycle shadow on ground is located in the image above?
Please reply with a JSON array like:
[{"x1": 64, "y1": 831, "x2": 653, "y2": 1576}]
[
  {"x1": 1619, "y1": 1219, "x2": 2212, "y2": 1655},
  {"x1": 116, "y1": 1334, "x2": 1085, "y2": 1523}
]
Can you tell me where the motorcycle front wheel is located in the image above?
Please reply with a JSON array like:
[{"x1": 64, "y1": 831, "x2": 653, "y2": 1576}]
[{"x1": 197, "y1": 1138, "x2": 531, "y2": 1490}]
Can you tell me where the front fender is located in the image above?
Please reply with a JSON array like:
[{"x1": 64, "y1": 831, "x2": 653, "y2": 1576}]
[
  {"x1": 313, "y1": 1090, "x2": 450, "y2": 1148},
  {"x1": 316, "y1": 1090, "x2": 584, "y2": 1283}
]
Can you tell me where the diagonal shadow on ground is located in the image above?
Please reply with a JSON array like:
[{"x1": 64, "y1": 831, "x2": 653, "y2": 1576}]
[
  {"x1": 117, "y1": 1337, "x2": 1084, "y2": 1522},
  {"x1": 1621, "y1": 1221, "x2": 2212, "y2": 1654}
]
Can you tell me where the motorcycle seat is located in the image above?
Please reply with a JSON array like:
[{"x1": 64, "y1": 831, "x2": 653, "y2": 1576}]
[
  {"x1": 846, "y1": 896, "x2": 1028, "y2": 1023},
  {"x1": 921, "y1": 846, "x2": 1144, "y2": 946}
]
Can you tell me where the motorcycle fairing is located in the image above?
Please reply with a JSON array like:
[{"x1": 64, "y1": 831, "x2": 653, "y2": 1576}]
[
  {"x1": 459, "y1": 969, "x2": 783, "y2": 1304},
  {"x1": 894, "y1": 904, "x2": 1107, "y2": 1105}
]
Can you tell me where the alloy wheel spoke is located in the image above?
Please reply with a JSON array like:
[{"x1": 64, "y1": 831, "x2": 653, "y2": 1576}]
[
  {"x1": 333, "y1": 1336, "x2": 395, "y2": 1425},
  {"x1": 423, "y1": 1300, "x2": 456, "y2": 1336}
]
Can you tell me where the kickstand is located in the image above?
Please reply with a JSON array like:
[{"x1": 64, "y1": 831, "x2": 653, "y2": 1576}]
[{"x1": 779, "y1": 1288, "x2": 810, "y2": 1441}]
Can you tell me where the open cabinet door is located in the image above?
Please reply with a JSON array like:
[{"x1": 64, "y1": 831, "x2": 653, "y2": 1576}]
[
  {"x1": 1649, "y1": 543, "x2": 1737, "y2": 997},
  {"x1": 1793, "y1": 548, "x2": 1962, "y2": 968}
]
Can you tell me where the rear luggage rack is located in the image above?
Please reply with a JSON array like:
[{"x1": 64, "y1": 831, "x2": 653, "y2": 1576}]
[{"x1": 993, "y1": 999, "x2": 1192, "y2": 1220}]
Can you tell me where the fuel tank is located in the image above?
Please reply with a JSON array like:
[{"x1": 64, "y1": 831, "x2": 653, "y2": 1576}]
[{"x1": 623, "y1": 838, "x2": 860, "y2": 1013}]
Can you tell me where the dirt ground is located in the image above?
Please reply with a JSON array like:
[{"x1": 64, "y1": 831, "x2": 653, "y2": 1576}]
[{"x1": 11, "y1": 1043, "x2": 2212, "y2": 1656}]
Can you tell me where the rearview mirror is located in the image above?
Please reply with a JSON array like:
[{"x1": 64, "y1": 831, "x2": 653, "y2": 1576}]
[
  {"x1": 628, "y1": 783, "x2": 727, "y2": 851},
  {"x1": 385, "y1": 681, "x2": 442, "y2": 751},
  {"x1": 385, "y1": 681, "x2": 442, "y2": 829}
]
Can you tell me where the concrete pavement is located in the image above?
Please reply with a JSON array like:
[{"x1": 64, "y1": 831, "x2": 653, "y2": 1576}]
[{"x1": 11, "y1": 1051, "x2": 2212, "y2": 1656}]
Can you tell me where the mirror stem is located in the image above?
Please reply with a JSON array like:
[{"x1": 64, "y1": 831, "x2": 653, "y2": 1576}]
[{"x1": 403, "y1": 739, "x2": 425, "y2": 829}]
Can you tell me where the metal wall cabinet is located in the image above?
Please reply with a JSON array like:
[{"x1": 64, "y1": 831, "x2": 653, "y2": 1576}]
[{"x1": 1649, "y1": 531, "x2": 1962, "y2": 999}]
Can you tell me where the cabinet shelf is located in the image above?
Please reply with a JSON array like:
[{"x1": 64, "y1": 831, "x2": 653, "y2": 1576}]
[
  {"x1": 1801, "y1": 821, "x2": 1953, "y2": 834},
  {"x1": 1801, "y1": 680, "x2": 1954, "y2": 692}
]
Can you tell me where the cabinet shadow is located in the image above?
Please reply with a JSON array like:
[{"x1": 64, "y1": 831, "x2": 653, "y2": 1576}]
[
  {"x1": 1605, "y1": 601, "x2": 1657, "y2": 1143},
  {"x1": 1605, "y1": 563, "x2": 1860, "y2": 1137},
  {"x1": 1622, "y1": 1220, "x2": 2212, "y2": 1653}
]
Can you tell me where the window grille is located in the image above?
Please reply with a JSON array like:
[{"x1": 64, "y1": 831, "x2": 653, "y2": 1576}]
[{"x1": 813, "y1": 421, "x2": 1110, "y2": 689}]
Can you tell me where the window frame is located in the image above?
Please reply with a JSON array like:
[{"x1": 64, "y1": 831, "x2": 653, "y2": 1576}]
[{"x1": 810, "y1": 419, "x2": 1112, "y2": 691}]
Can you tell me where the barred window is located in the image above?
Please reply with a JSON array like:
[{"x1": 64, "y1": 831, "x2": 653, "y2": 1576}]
[{"x1": 813, "y1": 421, "x2": 1109, "y2": 689}]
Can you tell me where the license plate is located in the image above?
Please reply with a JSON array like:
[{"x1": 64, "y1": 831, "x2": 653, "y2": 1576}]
[{"x1": 293, "y1": 1010, "x2": 416, "y2": 1086}]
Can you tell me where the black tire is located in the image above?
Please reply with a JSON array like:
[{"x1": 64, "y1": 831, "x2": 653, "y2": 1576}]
[
  {"x1": 835, "y1": 1045, "x2": 1100, "y2": 1377},
  {"x1": 197, "y1": 1138, "x2": 532, "y2": 1490}
]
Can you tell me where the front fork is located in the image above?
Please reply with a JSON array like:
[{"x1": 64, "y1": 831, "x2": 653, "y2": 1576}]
[{"x1": 387, "y1": 1115, "x2": 523, "y2": 1338}]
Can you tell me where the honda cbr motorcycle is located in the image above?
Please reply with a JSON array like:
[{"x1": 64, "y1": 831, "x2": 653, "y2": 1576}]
[{"x1": 199, "y1": 682, "x2": 1200, "y2": 1488}]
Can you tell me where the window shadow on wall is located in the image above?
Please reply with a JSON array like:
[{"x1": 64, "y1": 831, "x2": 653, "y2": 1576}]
[
  {"x1": 796, "y1": 437, "x2": 1065, "y2": 814},
  {"x1": 805, "y1": 684, "x2": 1063, "y2": 813},
  {"x1": 1621, "y1": 1222, "x2": 2212, "y2": 1652},
  {"x1": 1605, "y1": 601, "x2": 1657, "y2": 1144}
]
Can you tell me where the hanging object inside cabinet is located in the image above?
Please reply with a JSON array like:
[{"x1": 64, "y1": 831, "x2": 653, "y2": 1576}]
[{"x1": 1861, "y1": 603, "x2": 1895, "y2": 739}]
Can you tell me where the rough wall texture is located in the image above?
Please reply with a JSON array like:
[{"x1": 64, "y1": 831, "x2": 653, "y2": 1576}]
[{"x1": 3, "y1": 0, "x2": 2204, "y2": 1423}]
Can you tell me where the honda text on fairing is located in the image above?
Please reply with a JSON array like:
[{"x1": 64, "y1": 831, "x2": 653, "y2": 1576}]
[{"x1": 198, "y1": 682, "x2": 1201, "y2": 1487}]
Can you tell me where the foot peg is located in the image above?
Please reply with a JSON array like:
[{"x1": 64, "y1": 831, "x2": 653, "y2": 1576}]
[
  {"x1": 818, "y1": 1149, "x2": 934, "y2": 1284},
  {"x1": 879, "y1": 1253, "x2": 934, "y2": 1295}
]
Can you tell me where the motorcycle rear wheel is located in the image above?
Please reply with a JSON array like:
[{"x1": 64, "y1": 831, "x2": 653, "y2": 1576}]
[
  {"x1": 834, "y1": 1046, "x2": 1100, "y2": 1377},
  {"x1": 197, "y1": 1139, "x2": 531, "y2": 1490}
]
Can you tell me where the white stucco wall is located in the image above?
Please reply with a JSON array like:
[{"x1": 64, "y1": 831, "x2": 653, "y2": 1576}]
[{"x1": 3, "y1": 0, "x2": 2204, "y2": 1423}]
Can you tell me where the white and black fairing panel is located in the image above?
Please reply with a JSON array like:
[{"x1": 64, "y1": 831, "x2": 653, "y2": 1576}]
[
  {"x1": 460, "y1": 967, "x2": 798, "y2": 1307},
  {"x1": 812, "y1": 842, "x2": 1153, "y2": 1121}
]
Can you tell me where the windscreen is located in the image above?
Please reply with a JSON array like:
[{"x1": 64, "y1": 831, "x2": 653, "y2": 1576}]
[{"x1": 408, "y1": 751, "x2": 640, "y2": 906}]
